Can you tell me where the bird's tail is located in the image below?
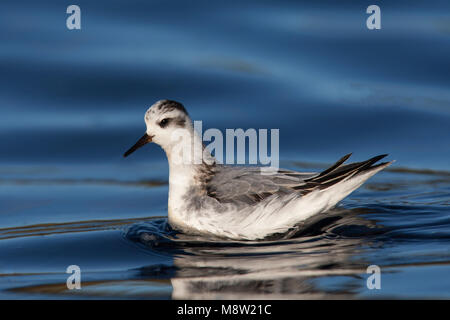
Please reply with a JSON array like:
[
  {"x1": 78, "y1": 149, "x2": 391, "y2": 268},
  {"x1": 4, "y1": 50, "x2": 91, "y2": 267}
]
[{"x1": 292, "y1": 153, "x2": 392, "y2": 196}]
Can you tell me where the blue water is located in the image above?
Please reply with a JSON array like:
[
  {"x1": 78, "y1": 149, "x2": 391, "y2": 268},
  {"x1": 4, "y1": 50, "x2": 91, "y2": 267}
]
[{"x1": 0, "y1": 0, "x2": 449, "y2": 299}]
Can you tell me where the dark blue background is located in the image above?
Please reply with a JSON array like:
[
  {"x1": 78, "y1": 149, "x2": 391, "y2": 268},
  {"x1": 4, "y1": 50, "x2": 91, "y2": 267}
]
[{"x1": 0, "y1": 0, "x2": 449, "y2": 299}]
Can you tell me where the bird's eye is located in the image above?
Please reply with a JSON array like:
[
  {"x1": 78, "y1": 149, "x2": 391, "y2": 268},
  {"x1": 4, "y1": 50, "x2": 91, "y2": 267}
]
[{"x1": 159, "y1": 118, "x2": 170, "y2": 128}]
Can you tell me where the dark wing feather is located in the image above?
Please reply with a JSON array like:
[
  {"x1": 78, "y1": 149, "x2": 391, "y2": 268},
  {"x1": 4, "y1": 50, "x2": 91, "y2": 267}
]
[
  {"x1": 207, "y1": 166, "x2": 314, "y2": 205},
  {"x1": 207, "y1": 154, "x2": 390, "y2": 205}
]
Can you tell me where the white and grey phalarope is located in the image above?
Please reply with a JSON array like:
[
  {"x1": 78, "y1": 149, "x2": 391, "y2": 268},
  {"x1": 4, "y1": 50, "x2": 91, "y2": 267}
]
[{"x1": 124, "y1": 100, "x2": 393, "y2": 240}]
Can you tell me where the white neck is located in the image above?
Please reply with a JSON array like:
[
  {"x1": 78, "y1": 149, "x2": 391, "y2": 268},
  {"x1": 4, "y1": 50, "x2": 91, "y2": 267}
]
[{"x1": 162, "y1": 128, "x2": 215, "y2": 226}]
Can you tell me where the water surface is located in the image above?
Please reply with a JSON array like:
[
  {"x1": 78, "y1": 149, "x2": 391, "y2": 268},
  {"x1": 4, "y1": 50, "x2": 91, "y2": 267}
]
[{"x1": 0, "y1": 0, "x2": 449, "y2": 299}]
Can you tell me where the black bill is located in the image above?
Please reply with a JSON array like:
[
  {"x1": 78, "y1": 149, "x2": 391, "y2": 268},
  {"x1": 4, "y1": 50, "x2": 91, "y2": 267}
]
[{"x1": 123, "y1": 133, "x2": 153, "y2": 157}]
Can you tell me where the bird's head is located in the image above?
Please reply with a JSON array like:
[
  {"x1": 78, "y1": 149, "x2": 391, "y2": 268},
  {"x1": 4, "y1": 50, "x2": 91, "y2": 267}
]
[{"x1": 123, "y1": 100, "x2": 192, "y2": 157}]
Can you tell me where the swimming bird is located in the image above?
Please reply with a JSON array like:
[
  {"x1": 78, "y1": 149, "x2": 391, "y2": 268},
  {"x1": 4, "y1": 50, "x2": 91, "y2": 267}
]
[{"x1": 124, "y1": 100, "x2": 393, "y2": 240}]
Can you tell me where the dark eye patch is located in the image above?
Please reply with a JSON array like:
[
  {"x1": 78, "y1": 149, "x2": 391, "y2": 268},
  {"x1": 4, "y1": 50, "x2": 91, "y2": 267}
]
[
  {"x1": 174, "y1": 117, "x2": 186, "y2": 127},
  {"x1": 159, "y1": 117, "x2": 186, "y2": 128},
  {"x1": 159, "y1": 118, "x2": 171, "y2": 128}
]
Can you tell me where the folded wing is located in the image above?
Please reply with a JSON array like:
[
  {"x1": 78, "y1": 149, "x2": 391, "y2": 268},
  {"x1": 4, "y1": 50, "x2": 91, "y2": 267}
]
[{"x1": 207, "y1": 154, "x2": 391, "y2": 205}]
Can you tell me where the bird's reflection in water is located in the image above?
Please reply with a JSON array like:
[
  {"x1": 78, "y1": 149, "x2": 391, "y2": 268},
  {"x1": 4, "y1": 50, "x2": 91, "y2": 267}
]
[{"x1": 131, "y1": 207, "x2": 385, "y2": 299}]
